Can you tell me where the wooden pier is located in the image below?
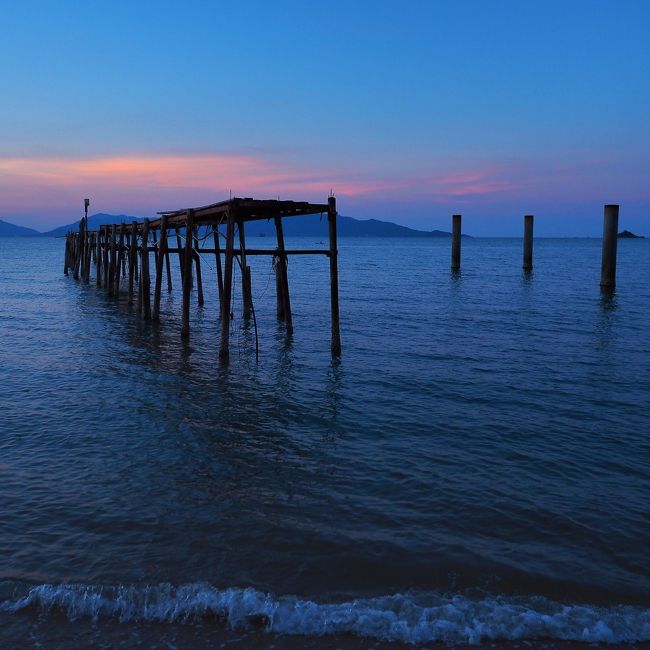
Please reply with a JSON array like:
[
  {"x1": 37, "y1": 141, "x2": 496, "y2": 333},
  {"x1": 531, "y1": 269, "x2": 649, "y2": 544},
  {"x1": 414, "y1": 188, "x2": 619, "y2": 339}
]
[{"x1": 64, "y1": 196, "x2": 341, "y2": 363}]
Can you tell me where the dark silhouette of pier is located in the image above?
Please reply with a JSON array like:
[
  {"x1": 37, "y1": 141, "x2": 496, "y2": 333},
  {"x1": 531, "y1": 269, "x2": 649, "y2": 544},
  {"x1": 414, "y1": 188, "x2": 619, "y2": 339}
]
[{"x1": 64, "y1": 196, "x2": 341, "y2": 363}]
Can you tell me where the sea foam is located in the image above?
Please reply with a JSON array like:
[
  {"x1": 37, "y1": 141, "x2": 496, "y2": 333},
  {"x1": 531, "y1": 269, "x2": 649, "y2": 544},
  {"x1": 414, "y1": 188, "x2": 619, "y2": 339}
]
[{"x1": 2, "y1": 582, "x2": 650, "y2": 645}]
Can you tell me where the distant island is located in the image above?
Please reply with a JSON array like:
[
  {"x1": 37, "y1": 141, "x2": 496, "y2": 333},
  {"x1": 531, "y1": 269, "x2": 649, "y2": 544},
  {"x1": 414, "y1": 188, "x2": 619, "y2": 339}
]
[
  {"x1": 618, "y1": 229, "x2": 644, "y2": 239},
  {"x1": 0, "y1": 213, "x2": 464, "y2": 239},
  {"x1": 0, "y1": 218, "x2": 41, "y2": 237}
]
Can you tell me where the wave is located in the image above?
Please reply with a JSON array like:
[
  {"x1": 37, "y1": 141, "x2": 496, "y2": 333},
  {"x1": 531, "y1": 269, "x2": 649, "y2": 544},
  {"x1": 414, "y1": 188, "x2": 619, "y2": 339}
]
[{"x1": 2, "y1": 582, "x2": 650, "y2": 645}]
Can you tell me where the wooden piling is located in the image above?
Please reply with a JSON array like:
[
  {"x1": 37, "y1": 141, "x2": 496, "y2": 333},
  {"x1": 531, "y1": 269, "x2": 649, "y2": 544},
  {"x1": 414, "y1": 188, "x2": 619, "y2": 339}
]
[
  {"x1": 108, "y1": 225, "x2": 117, "y2": 296},
  {"x1": 328, "y1": 197, "x2": 341, "y2": 357},
  {"x1": 239, "y1": 222, "x2": 252, "y2": 318},
  {"x1": 175, "y1": 227, "x2": 185, "y2": 285},
  {"x1": 275, "y1": 258, "x2": 284, "y2": 320},
  {"x1": 181, "y1": 210, "x2": 194, "y2": 338},
  {"x1": 193, "y1": 225, "x2": 205, "y2": 307},
  {"x1": 165, "y1": 247, "x2": 172, "y2": 292},
  {"x1": 128, "y1": 222, "x2": 137, "y2": 305},
  {"x1": 244, "y1": 266, "x2": 252, "y2": 318},
  {"x1": 212, "y1": 224, "x2": 224, "y2": 310},
  {"x1": 140, "y1": 219, "x2": 151, "y2": 319},
  {"x1": 73, "y1": 218, "x2": 85, "y2": 280},
  {"x1": 152, "y1": 214, "x2": 168, "y2": 321},
  {"x1": 95, "y1": 230, "x2": 102, "y2": 287},
  {"x1": 152, "y1": 228, "x2": 159, "y2": 270},
  {"x1": 451, "y1": 214, "x2": 461, "y2": 271},
  {"x1": 523, "y1": 215, "x2": 534, "y2": 271},
  {"x1": 64, "y1": 235, "x2": 70, "y2": 275},
  {"x1": 600, "y1": 204, "x2": 619, "y2": 289},
  {"x1": 83, "y1": 229, "x2": 91, "y2": 283},
  {"x1": 274, "y1": 216, "x2": 292, "y2": 333},
  {"x1": 219, "y1": 209, "x2": 236, "y2": 361},
  {"x1": 102, "y1": 226, "x2": 110, "y2": 289},
  {"x1": 115, "y1": 224, "x2": 125, "y2": 296}
]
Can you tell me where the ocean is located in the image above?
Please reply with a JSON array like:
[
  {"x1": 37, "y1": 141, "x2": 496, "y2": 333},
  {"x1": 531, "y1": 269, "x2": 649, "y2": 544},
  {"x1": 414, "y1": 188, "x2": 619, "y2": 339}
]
[{"x1": 0, "y1": 235, "x2": 649, "y2": 648}]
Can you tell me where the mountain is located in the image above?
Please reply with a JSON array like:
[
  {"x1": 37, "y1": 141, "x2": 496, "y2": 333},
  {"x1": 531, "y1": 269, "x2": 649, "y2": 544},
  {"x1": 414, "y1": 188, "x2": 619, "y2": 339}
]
[
  {"x1": 41, "y1": 213, "x2": 144, "y2": 237},
  {"x1": 5, "y1": 212, "x2": 459, "y2": 238},
  {"x1": 0, "y1": 218, "x2": 42, "y2": 236},
  {"x1": 243, "y1": 215, "x2": 457, "y2": 238},
  {"x1": 41, "y1": 213, "x2": 457, "y2": 238}
]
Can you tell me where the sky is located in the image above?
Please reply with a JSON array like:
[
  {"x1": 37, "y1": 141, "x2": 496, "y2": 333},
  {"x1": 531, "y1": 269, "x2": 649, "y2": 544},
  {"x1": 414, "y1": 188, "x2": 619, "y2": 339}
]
[{"x1": 1, "y1": 0, "x2": 649, "y2": 235}]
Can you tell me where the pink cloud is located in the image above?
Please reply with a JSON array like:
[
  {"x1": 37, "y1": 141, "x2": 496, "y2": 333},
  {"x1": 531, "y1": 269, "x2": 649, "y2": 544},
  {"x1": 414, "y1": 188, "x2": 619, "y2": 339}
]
[{"x1": 5, "y1": 151, "x2": 642, "y2": 229}]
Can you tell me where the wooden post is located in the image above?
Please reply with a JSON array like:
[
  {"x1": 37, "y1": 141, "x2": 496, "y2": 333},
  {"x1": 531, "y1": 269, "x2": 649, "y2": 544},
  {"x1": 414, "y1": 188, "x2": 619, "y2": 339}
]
[
  {"x1": 451, "y1": 214, "x2": 461, "y2": 271},
  {"x1": 83, "y1": 229, "x2": 91, "y2": 283},
  {"x1": 152, "y1": 228, "x2": 159, "y2": 271},
  {"x1": 175, "y1": 227, "x2": 185, "y2": 284},
  {"x1": 275, "y1": 257, "x2": 285, "y2": 320},
  {"x1": 128, "y1": 222, "x2": 137, "y2": 305},
  {"x1": 115, "y1": 223, "x2": 125, "y2": 296},
  {"x1": 523, "y1": 215, "x2": 534, "y2": 271},
  {"x1": 152, "y1": 215, "x2": 168, "y2": 321},
  {"x1": 165, "y1": 247, "x2": 172, "y2": 292},
  {"x1": 274, "y1": 216, "x2": 292, "y2": 332},
  {"x1": 328, "y1": 197, "x2": 341, "y2": 357},
  {"x1": 239, "y1": 222, "x2": 252, "y2": 318},
  {"x1": 219, "y1": 208, "x2": 236, "y2": 361},
  {"x1": 95, "y1": 230, "x2": 102, "y2": 287},
  {"x1": 102, "y1": 226, "x2": 110, "y2": 289},
  {"x1": 141, "y1": 219, "x2": 151, "y2": 319},
  {"x1": 212, "y1": 224, "x2": 224, "y2": 310},
  {"x1": 64, "y1": 234, "x2": 70, "y2": 275},
  {"x1": 108, "y1": 225, "x2": 117, "y2": 296},
  {"x1": 181, "y1": 210, "x2": 194, "y2": 338},
  {"x1": 193, "y1": 225, "x2": 205, "y2": 307},
  {"x1": 73, "y1": 219, "x2": 85, "y2": 280},
  {"x1": 600, "y1": 204, "x2": 619, "y2": 289},
  {"x1": 244, "y1": 266, "x2": 252, "y2": 318}
]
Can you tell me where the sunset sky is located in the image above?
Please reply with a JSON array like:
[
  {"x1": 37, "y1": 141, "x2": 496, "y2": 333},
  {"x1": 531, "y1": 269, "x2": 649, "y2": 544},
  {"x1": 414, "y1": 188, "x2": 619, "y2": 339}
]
[{"x1": 1, "y1": 1, "x2": 649, "y2": 235}]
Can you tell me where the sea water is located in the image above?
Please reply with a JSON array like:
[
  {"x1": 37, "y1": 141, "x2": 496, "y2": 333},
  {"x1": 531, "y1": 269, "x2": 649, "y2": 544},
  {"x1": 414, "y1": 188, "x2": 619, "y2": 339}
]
[{"x1": 0, "y1": 235, "x2": 649, "y2": 648}]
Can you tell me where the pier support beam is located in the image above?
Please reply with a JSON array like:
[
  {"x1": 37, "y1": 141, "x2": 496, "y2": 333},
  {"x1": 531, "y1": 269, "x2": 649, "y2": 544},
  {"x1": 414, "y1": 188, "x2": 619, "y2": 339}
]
[
  {"x1": 141, "y1": 218, "x2": 151, "y2": 319},
  {"x1": 600, "y1": 204, "x2": 619, "y2": 289},
  {"x1": 128, "y1": 222, "x2": 137, "y2": 305},
  {"x1": 451, "y1": 214, "x2": 461, "y2": 271},
  {"x1": 328, "y1": 197, "x2": 341, "y2": 357},
  {"x1": 181, "y1": 210, "x2": 194, "y2": 338},
  {"x1": 523, "y1": 215, "x2": 534, "y2": 271},
  {"x1": 175, "y1": 227, "x2": 185, "y2": 285},
  {"x1": 109, "y1": 225, "x2": 118, "y2": 296},
  {"x1": 152, "y1": 214, "x2": 168, "y2": 321},
  {"x1": 239, "y1": 222, "x2": 252, "y2": 319},
  {"x1": 274, "y1": 216, "x2": 292, "y2": 333},
  {"x1": 82, "y1": 229, "x2": 91, "y2": 283},
  {"x1": 219, "y1": 209, "x2": 236, "y2": 361},
  {"x1": 165, "y1": 247, "x2": 172, "y2": 292},
  {"x1": 64, "y1": 235, "x2": 70, "y2": 275},
  {"x1": 95, "y1": 231, "x2": 102, "y2": 287},
  {"x1": 115, "y1": 224, "x2": 125, "y2": 297},
  {"x1": 73, "y1": 218, "x2": 85, "y2": 280},
  {"x1": 212, "y1": 224, "x2": 224, "y2": 311},
  {"x1": 193, "y1": 225, "x2": 204, "y2": 307},
  {"x1": 102, "y1": 227, "x2": 109, "y2": 289}
]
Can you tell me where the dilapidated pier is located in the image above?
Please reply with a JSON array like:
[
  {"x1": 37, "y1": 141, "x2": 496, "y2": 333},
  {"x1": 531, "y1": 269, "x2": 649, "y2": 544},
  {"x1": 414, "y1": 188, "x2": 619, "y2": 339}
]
[{"x1": 64, "y1": 196, "x2": 341, "y2": 363}]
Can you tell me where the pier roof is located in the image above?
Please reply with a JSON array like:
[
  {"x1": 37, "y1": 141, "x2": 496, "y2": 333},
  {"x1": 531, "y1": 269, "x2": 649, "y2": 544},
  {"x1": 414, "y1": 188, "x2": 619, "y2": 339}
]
[{"x1": 156, "y1": 197, "x2": 329, "y2": 227}]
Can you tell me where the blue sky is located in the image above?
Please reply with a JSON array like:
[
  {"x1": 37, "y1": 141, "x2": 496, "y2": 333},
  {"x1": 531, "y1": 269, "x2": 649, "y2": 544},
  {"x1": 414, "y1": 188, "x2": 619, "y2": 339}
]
[{"x1": 1, "y1": 0, "x2": 649, "y2": 234}]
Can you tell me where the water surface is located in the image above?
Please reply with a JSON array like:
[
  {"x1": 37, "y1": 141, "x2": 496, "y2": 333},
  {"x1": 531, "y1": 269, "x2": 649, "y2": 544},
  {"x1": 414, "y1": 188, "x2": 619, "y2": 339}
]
[{"x1": 1, "y1": 236, "x2": 649, "y2": 647}]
